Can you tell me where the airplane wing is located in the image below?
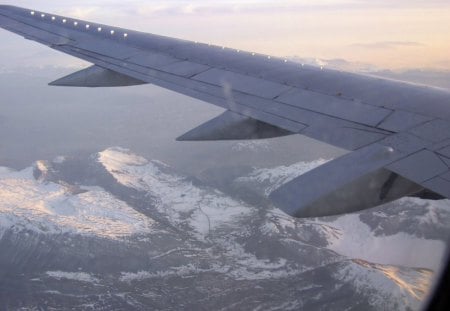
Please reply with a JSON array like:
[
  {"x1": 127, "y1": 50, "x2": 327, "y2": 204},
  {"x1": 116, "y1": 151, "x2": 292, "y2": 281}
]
[{"x1": 1, "y1": 5, "x2": 449, "y2": 217}]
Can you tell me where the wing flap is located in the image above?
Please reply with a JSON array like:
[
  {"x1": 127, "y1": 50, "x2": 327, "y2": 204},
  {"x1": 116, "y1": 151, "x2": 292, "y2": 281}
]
[
  {"x1": 423, "y1": 177, "x2": 450, "y2": 198},
  {"x1": 302, "y1": 124, "x2": 388, "y2": 150},
  {"x1": 387, "y1": 150, "x2": 449, "y2": 183},
  {"x1": 387, "y1": 150, "x2": 450, "y2": 198},
  {"x1": 269, "y1": 143, "x2": 422, "y2": 218}
]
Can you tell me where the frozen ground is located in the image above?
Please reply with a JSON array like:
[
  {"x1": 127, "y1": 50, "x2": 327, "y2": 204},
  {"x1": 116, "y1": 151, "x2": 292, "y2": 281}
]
[{"x1": 0, "y1": 147, "x2": 448, "y2": 310}]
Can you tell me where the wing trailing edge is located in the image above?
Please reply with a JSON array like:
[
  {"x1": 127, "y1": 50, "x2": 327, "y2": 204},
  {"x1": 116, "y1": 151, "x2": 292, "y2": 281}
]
[
  {"x1": 49, "y1": 65, "x2": 147, "y2": 87},
  {"x1": 177, "y1": 110, "x2": 293, "y2": 141}
]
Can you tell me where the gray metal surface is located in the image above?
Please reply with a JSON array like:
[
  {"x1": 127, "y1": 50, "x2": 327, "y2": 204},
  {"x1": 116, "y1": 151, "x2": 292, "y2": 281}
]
[
  {"x1": 387, "y1": 150, "x2": 449, "y2": 183},
  {"x1": 423, "y1": 177, "x2": 450, "y2": 197},
  {"x1": 408, "y1": 119, "x2": 450, "y2": 143},
  {"x1": 441, "y1": 171, "x2": 450, "y2": 182},
  {"x1": 432, "y1": 139, "x2": 450, "y2": 151},
  {"x1": 126, "y1": 52, "x2": 182, "y2": 69},
  {"x1": 437, "y1": 146, "x2": 450, "y2": 159},
  {"x1": 377, "y1": 110, "x2": 432, "y2": 132},
  {"x1": 192, "y1": 68, "x2": 292, "y2": 99},
  {"x1": 277, "y1": 88, "x2": 392, "y2": 127},
  {"x1": 1, "y1": 4, "x2": 449, "y2": 217},
  {"x1": 160, "y1": 61, "x2": 210, "y2": 78},
  {"x1": 379, "y1": 133, "x2": 429, "y2": 154},
  {"x1": 302, "y1": 123, "x2": 387, "y2": 151},
  {"x1": 441, "y1": 155, "x2": 450, "y2": 168}
]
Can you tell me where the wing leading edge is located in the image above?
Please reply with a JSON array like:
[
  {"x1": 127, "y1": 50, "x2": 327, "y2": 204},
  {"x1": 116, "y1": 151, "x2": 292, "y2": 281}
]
[{"x1": 1, "y1": 5, "x2": 449, "y2": 217}]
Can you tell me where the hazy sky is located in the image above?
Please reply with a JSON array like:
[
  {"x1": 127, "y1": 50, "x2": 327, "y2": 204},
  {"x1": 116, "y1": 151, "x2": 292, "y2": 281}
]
[{"x1": 1, "y1": 0, "x2": 450, "y2": 70}]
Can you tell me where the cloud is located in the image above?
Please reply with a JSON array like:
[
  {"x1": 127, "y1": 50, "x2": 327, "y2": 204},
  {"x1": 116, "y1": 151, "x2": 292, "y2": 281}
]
[
  {"x1": 63, "y1": 7, "x2": 99, "y2": 19},
  {"x1": 289, "y1": 56, "x2": 381, "y2": 72},
  {"x1": 1, "y1": 0, "x2": 449, "y2": 71},
  {"x1": 2, "y1": 0, "x2": 450, "y2": 19},
  {"x1": 124, "y1": 0, "x2": 450, "y2": 17},
  {"x1": 350, "y1": 41, "x2": 425, "y2": 49}
]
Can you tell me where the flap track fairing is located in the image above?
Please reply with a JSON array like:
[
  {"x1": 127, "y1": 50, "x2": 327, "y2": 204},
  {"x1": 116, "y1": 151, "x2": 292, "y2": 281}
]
[
  {"x1": 49, "y1": 65, "x2": 147, "y2": 87},
  {"x1": 177, "y1": 110, "x2": 293, "y2": 141}
]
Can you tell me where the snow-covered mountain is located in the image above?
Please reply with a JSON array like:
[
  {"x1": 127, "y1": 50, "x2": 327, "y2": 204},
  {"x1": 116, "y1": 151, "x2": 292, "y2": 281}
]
[
  {"x1": 0, "y1": 147, "x2": 448, "y2": 310},
  {"x1": 98, "y1": 147, "x2": 254, "y2": 240},
  {"x1": 0, "y1": 163, "x2": 154, "y2": 240}
]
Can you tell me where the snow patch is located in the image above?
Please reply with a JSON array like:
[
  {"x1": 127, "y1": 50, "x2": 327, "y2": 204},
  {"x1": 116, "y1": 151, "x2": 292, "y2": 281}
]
[
  {"x1": 221, "y1": 240, "x2": 301, "y2": 280},
  {"x1": 231, "y1": 141, "x2": 270, "y2": 152},
  {"x1": 53, "y1": 156, "x2": 66, "y2": 164},
  {"x1": 0, "y1": 166, "x2": 154, "y2": 239},
  {"x1": 260, "y1": 208, "x2": 301, "y2": 234},
  {"x1": 320, "y1": 212, "x2": 446, "y2": 271},
  {"x1": 337, "y1": 260, "x2": 432, "y2": 310},
  {"x1": 35, "y1": 160, "x2": 49, "y2": 175},
  {"x1": 119, "y1": 264, "x2": 234, "y2": 283},
  {"x1": 46, "y1": 271, "x2": 99, "y2": 283},
  {"x1": 121, "y1": 239, "x2": 304, "y2": 283},
  {"x1": 0, "y1": 167, "x2": 14, "y2": 175},
  {"x1": 236, "y1": 158, "x2": 330, "y2": 196}
]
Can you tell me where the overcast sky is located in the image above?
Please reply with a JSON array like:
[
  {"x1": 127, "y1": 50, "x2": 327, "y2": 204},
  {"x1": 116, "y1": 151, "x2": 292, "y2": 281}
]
[{"x1": 1, "y1": 0, "x2": 450, "y2": 70}]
